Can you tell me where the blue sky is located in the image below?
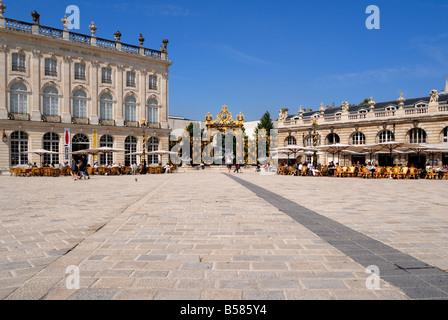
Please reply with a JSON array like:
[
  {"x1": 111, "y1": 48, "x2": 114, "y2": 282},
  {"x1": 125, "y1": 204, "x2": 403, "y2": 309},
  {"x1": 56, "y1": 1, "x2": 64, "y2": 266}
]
[{"x1": 5, "y1": 0, "x2": 448, "y2": 121}]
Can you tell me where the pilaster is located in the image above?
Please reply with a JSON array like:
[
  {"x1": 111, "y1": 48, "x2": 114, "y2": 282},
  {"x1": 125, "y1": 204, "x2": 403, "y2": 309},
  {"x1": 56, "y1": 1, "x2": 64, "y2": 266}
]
[
  {"x1": 62, "y1": 55, "x2": 72, "y2": 123},
  {"x1": 0, "y1": 44, "x2": 7, "y2": 119},
  {"x1": 115, "y1": 65, "x2": 124, "y2": 127},
  {"x1": 30, "y1": 49, "x2": 41, "y2": 121},
  {"x1": 90, "y1": 60, "x2": 99, "y2": 125}
]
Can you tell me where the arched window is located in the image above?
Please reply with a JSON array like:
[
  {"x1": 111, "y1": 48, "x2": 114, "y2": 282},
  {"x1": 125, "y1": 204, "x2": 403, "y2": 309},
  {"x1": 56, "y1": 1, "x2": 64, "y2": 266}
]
[
  {"x1": 305, "y1": 135, "x2": 314, "y2": 147},
  {"x1": 286, "y1": 136, "x2": 296, "y2": 146},
  {"x1": 125, "y1": 136, "x2": 138, "y2": 166},
  {"x1": 147, "y1": 137, "x2": 159, "y2": 164},
  {"x1": 100, "y1": 93, "x2": 113, "y2": 120},
  {"x1": 147, "y1": 99, "x2": 159, "y2": 124},
  {"x1": 352, "y1": 132, "x2": 366, "y2": 145},
  {"x1": 408, "y1": 128, "x2": 427, "y2": 144},
  {"x1": 43, "y1": 132, "x2": 59, "y2": 165},
  {"x1": 10, "y1": 131, "x2": 28, "y2": 166},
  {"x1": 326, "y1": 133, "x2": 340, "y2": 145},
  {"x1": 124, "y1": 96, "x2": 137, "y2": 123},
  {"x1": 43, "y1": 87, "x2": 59, "y2": 116},
  {"x1": 443, "y1": 127, "x2": 448, "y2": 144},
  {"x1": 73, "y1": 90, "x2": 87, "y2": 119},
  {"x1": 72, "y1": 134, "x2": 89, "y2": 153},
  {"x1": 100, "y1": 135, "x2": 114, "y2": 165},
  {"x1": 10, "y1": 83, "x2": 28, "y2": 114},
  {"x1": 378, "y1": 130, "x2": 395, "y2": 143}
]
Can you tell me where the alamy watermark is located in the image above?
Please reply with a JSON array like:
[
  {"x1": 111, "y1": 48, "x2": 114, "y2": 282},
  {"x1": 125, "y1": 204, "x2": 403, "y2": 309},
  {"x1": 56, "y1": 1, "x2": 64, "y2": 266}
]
[
  {"x1": 365, "y1": 265, "x2": 381, "y2": 290},
  {"x1": 365, "y1": 5, "x2": 380, "y2": 30},
  {"x1": 169, "y1": 128, "x2": 279, "y2": 170},
  {"x1": 65, "y1": 5, "x2": 80, "y2": 30},
  {"x1": 66, "y1": 265, "x2": 80, "y2": 290}
]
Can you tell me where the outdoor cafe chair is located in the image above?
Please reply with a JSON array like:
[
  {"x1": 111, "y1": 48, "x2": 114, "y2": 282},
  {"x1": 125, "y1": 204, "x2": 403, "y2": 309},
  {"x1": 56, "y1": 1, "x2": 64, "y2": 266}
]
[
  {"x1": 287, "y1": 166, "x2": 296, "y2": 176},
  {"x1": 399, "y1": 167, "x2": 409, "y2": 179},
  {"x1": 300, "y1": 166, "x2": 307, "y2": 176},
  {"x1": 336, "y1": 166, "x2": 344, "y2": 177},
  {"x1": 346, "y1": 166, "x2": 356, "y2": 177},
  {"x1": 383, "y1": 166, "x2": 392, "y2": 179},
  {"x1": 110, "y1": 167, "x2": 120, "y2": 175},
  {"x1": 60, "y1": 167, "x2": 71, "y2": 176},
  {"x1": 408, "y1": 167, "x2": 418, "y2": 179},
  {"x1": 373, "y1": 166, "x2": 383, "y2": 179},
  {"x1": 391, "y1": 166, "x2": 401, "y2": 179},
  {"x1": 425, "y1": 168, "x2": 438, "y2": 180},
  {"x1": 361, "y1": 166, "x2": 371, "y2": 179}
]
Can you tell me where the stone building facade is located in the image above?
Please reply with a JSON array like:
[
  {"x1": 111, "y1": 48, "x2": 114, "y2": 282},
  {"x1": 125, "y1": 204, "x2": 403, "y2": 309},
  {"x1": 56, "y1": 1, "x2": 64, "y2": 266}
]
[
  {"x1": 0, "y1": 3, "x2": 172, "y2": 170},
  {"x1": 277, "y1": 88, "x2": 448, "y2": 167}
]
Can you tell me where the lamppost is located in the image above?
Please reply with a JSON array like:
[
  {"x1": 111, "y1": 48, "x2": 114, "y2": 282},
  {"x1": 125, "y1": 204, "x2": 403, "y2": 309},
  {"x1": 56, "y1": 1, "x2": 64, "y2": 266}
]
[{"x1": 312, "y1": 119, "x2": 320, "y2": 166}]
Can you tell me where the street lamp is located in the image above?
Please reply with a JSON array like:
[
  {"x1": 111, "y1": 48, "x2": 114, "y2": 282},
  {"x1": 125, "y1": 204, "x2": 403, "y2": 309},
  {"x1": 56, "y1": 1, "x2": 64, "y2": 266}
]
[{"x1": 312, "y1": 119, "x2": 320, "y2": 166}]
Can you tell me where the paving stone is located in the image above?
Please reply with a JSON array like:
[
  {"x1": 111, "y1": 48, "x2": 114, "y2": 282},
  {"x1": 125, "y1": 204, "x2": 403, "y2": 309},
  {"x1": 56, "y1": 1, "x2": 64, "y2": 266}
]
[
  {"x1": 3, "y1": 173, "x2": 448, "y2": 300},
  {"x1": 68, "y1": 288, "x2": 118, "y2": 300}
]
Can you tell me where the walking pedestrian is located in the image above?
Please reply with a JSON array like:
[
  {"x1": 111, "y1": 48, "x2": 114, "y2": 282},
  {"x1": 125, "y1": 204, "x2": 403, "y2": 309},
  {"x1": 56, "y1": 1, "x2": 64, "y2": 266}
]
[{"x1": 70, "y1": 157, "x2": 79, "y2": 181}]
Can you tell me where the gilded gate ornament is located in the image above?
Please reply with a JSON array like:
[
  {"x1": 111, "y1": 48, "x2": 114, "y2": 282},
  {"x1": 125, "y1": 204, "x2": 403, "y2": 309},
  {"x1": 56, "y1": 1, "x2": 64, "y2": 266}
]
[{"x1": 205, "y1": 106, "x2": 245, "y2": 131}]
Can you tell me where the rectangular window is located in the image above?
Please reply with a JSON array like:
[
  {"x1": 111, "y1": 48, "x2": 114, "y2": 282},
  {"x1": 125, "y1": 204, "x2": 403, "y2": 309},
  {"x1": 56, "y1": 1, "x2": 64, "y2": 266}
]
[
  {"x1": 149, "y1": 75, "x2": 157, "y2": 90},
  {"x1": 74, "y1": 63, "x2": 86, "y2": 80},
  {"x1": 125, "y1": 105, "x2": 136, "y2": 122},
  {"x1": 126, "y1": 71, "x2": 136, "y2": 87},
  {"x1": 10, "y1": 93, "x2": 27, "y2": 114},
  {"x1": 45, "y1": 58, "x2": 58, "y2": 77},
  {"x1": 43, "y1": 96, "x2": 58, "y2": 116},
  {"x1": 147, "y1": 107, "x2": 158, "y2": 124},
  {"x1": 102, "y1": 67, "x2": 112, "y2": 84},
  {"x1": 73, "y1": 99, "x2": 87, "y2": 118},
  {"x1": 100, "y1": 102, "x2": 113, "y2": 120},
  {"x1": 12, "y1": 53, "x2": 26, "y2": 72}
]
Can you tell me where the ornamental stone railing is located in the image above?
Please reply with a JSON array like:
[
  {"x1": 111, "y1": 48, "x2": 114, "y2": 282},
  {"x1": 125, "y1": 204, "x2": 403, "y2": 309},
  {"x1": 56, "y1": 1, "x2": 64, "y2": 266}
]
[
  {"x1": 41, "y1": 115, "x2": 61, "y2": 123},
  {"x1": 278, "y1": 103, "x2": 448, "y2": 129},
  {"x1": 72, "y1": 117, "x2": 89, "y2": 125},
  {"x1": 1, "y1": 16, "x2": 167, "y2": 61},
  {"x1": 8, "y1": 112, "x2": 30, "y2": 121},
  {"x1": 99, "y1": 119, "x2": 115, "y2": 126}
]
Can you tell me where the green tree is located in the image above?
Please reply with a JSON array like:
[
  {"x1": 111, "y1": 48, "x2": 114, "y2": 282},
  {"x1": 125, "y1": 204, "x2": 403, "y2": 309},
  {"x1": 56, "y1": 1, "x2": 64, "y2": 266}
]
[
  {"x1": 359, "y1": 98, "x2": 370, "y2": 105},
  {"x1": 254, "y1": 111, "x2": 274, "y2": 137}
]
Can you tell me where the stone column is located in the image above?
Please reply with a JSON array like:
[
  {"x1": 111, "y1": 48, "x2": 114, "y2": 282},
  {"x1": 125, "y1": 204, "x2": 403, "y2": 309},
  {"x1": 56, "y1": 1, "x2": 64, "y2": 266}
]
[
  {"x1": 30, "y1": 50, "x2": 41, "y2": 121},
  {"x1": 90, "y1": 60, "x2": 99, "y2": 125},
  {"x1": 61, "y1": 55, "x2": 72, "y2": 123},
  {"x1": 0, "y1": 44, "x2": 7, "y2": 119},
  {"x1": 115, "y1": 65, "x2": 124, "y2": 127},
  {"x1": 160, "y1": 72, "x2": 168, "y2": 129}
]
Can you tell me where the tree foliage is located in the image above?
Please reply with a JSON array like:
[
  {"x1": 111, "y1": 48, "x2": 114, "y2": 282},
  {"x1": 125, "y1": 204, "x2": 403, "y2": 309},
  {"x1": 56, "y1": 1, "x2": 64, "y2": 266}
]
[{"x1": 254, "y1": 111, "x2": 274, "y2": 137}]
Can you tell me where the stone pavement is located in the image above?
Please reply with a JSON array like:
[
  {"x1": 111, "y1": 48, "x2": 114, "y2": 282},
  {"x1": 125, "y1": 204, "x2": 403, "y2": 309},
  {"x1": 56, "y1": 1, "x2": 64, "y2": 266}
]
[{"x1": 0, "y1": 169, "x2": 447, "y2": 300}]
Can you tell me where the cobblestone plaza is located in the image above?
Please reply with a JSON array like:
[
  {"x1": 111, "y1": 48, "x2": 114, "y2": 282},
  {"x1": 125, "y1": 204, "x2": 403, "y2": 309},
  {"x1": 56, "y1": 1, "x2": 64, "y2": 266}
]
[{"x1": 1, "y1": 171, "x2": 448, "y2": 300}]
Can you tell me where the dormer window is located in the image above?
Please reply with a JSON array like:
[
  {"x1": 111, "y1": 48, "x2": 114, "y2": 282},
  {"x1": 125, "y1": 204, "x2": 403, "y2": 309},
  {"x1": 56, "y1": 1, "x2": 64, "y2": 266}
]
[
  {"x1": 359, "y1": 109, "x2": 367, "y2": 114},
  {"x1": 385, "y1": 106, "x2": 396, "y2": 112},
  {"x1": 415, "y1": 103, "x2": 427, "y2": 108}
]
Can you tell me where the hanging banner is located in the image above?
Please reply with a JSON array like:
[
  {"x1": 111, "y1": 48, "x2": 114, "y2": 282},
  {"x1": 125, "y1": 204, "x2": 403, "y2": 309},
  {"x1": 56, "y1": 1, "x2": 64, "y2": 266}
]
[
  {"x1": 93, "y1": 129, "x2": 98, "y2": 161},
  {"x1": 64, "y1": 128, "x2": 70, "y2": 162}
]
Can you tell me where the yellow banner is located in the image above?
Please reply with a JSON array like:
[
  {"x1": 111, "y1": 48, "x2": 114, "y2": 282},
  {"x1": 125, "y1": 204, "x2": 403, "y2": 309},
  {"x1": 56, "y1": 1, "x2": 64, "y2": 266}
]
[{"x1": 93, "y1": 130, "x2": 98, "y2": 161}]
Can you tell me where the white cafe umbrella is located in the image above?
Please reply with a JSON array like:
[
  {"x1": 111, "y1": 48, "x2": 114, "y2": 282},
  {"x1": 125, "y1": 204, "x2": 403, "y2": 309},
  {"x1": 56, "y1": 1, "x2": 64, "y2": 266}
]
[
  {"x1": 147, "y1": 150, "x2": 179, "y2": 164},
  {"x1": 22, "y1": 149, "x2": 59, "y2": 166},
  {"x1": 316, "y1": 144, "x2": 352, "y2": 164}
]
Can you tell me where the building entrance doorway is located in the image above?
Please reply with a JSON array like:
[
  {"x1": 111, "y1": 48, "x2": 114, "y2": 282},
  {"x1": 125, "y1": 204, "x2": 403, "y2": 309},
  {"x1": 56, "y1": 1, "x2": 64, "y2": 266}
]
[
  {"x1": 72, "y1": 134, "x2": 89, "y2": 162},
  {"x1": 408, "y1": 154, "x2": 426, "y2": 169}
]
